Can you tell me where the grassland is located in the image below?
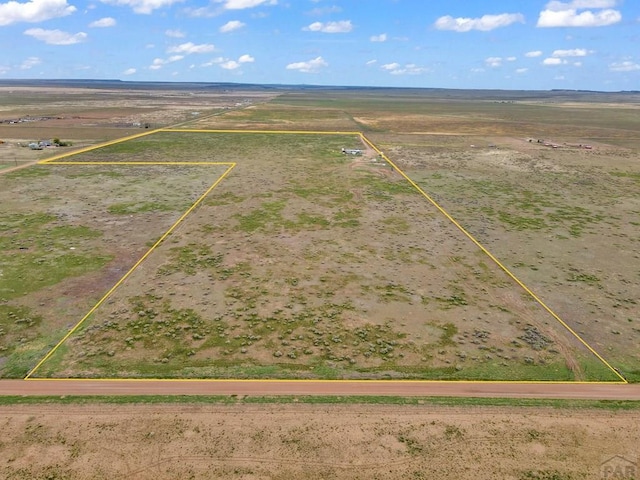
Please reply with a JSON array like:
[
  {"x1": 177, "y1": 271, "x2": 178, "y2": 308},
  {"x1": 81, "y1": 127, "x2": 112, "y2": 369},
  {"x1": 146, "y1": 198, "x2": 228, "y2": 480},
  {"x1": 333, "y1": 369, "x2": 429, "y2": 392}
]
[
  {"x1": 1, "y1": 86, "x2": 638, "y2": 382},
  {"x1": 0, "y1": 130, "x2": 610, "y2": 381}
]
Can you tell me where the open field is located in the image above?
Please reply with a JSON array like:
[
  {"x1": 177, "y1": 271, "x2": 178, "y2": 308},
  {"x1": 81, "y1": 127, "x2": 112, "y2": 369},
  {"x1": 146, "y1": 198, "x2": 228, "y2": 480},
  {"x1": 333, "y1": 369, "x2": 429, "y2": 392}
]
[
  {"x1": 1, "y1": 401, "x2": 639, "y2": 479},
  {"x1": 0, "y1": 129, "x2": 617, "y2": 381},
  {"x1": 1, "y1": 82, "x2": 639, "y2": 480},
  {"x1": 184, "y1": 90, "x2": 640, "y2": 381},
  {"x1": 1, "y1": 84, "x2": 639, "y2": 383}
]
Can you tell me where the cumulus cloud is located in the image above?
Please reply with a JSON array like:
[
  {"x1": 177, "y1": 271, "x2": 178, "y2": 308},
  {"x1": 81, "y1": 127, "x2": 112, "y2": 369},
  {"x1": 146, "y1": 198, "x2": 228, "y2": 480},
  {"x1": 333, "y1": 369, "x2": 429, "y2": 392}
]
[
  {"x1": 201, "y1": 54, "x2": 254, "y2": 70},
  {"x1": 537, "y1": 0, "x2": 621, "y2": 27},
  {"x1": 304, "y1": 20, "x2": 352, "y2": 33},
  {"x1": 552, "y1": 48, "x2": 590, "y2": 57},
  {"x1": 123, "y1": 67, "x2": 136, "y2": 75},
  {"x1": 370, "y1": 33, "x2": 387, "y2": 42},
  {"x1": 221, "y1": 60, "x2": 240, "y2": 70},
  {"x1": 516, "y1": 68, "x2": 529, "y2": 73},
  {"x1": 381, "y1": 62, "x2": 427, "y2": 75},
  {"x1": 24, "y1": 28, "x2": 87, "y2": 45},
  {"x1": 0, "y1": 0, "x2": 76, "y2": 26},
  {"x1": 485, "y1": 56, "x2": 503, "y2": 67},
  {"x1": 286, "y1": 56, "x2": 328, "y2": 73},
  {"x1": 165, "y1": 29, "x2": 184, "y2": 37},
  {"x1": 434, "y1": 13, "x2": 524, "y2": 32},
  {"x1": 542, "y1": 57, "x2": 567, "y2": 65},
  {"x1": 20, "y1": 56, "x2": 41, "y2": 69},
  {"x1": 220, "y1": 20, "x2": 245, "y2": 32},
  {"x1": 609, "y1": 61, "x2": 640, "y2": 72},
  {"x1": 100, "y1": 0, "x2": 185, "y2": 15},
  {"x1": 89, "y1": 17, "x2": 116, "y2": 27},
  {"x1": 149, "y1": 54, "x2": 184, "y2": 69},
  {"x1": 167, "y1": 42, "x2": 215, "y2": 54},
  {"x1": 525, "y1": 50, "x2": 543, "y2": 57}
]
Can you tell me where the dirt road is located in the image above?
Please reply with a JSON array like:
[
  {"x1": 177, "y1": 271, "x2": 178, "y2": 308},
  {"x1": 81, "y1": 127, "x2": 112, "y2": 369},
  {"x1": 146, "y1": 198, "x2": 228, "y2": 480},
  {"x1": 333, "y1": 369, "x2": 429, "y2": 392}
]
[{"x1": 1, "y1": 379, "x2": 639, "y2": 399}]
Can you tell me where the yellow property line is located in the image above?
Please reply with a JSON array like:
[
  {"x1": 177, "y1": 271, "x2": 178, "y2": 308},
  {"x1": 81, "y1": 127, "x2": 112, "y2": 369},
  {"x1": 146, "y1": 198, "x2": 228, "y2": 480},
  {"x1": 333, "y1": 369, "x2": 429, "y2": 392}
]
[
  {"x1": 22, "y1": 128, "x2": 624, "y2": 383},
  {"x1": 162, "y1": 128, "x2": 362, "y2": 135},
  {"x1": 359, "y1": 133, "x2": 627, "y2": 384},
  {"x1": 47, "y1": 162, "x2": 232, "y2": 166},
  {"x1": 24, "y1": 377, "x2": 626, "y2": 385},
  {"x1": 38, "y1": 128, "x2": 162, "y2": 164},
  {"x1": 24, "y1": 161, "x2": 236, "y2": 379}
]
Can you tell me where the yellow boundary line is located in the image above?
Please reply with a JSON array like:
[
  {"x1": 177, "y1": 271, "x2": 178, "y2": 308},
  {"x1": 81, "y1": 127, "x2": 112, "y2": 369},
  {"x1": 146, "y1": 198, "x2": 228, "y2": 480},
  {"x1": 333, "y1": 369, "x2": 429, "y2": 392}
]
[
  {"x1": 38, "y1": 129, "x2": 162, "y2": 165},
  {"x1": 359, "y1": 133, "x2": 626, "y2": 384},
  {"x1": 23, "y1": 377, "x2": 626, "y2": 385},
  {"x1": 22, "y1": 128, "x2": 626, "y2": 384},
  {"x1": 24, "y1": 156, "x2": 235, "y2": 378}
]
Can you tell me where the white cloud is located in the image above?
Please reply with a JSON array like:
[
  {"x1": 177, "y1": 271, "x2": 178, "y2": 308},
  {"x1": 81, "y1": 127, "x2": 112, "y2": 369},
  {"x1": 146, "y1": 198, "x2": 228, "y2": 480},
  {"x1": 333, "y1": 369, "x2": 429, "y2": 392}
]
[
  {"x1": 525, "y1": 50, "x2": 543, "y2": 57},
  {"x1": 123, "y1": 67, "x2": 136, "y2": 75},
  {"x1": 286, "y1": 56, "x2": 328, "y2": 73},
  {"x1": 609, "y1": 61, "x2": 640, "y2": 72},
  {"x1": 381, "y1": 62, "x2": 427, "y2": 75},
  {"x1": 304, "y1": 20, "x2": 352, "y2": 33},
  {"x1": 100, "y1": 0, "x2": 185, "y2": 15},
  {"x1": 165, "y1": 29, "x2": 185, "y2": 37},
  {"x1": 434, "y1": 13, "x2": 524, "y2": 32},
  {"x1": 201, "y1": 54, "x2": 253, "y2": 70},
  {"x1": 537, "y1": 0, "x2": 621, "y2": 27},
  {"x1": 149, "y1": 54, "x2": 184, "y2": 69},
  {"x1": 0, "y1": 0, "x2": 76, "y2": 26},
  {"x1": 221, "y1": 60, "x2": 240, "y2": 70},
  {"x1": 24, "y1": 28, "x2": 87, "y2": 45},
  {"x1": 366, "y1": 59, "x2": 377, "y2": 66},
  {"x1": 217, "y1": 0, "x2": 276, "y2": 10},
  {"x1": 370, "y1": 33, "x2": 387, "y2": 42},
  {"x1": 516, "y1": 68, "x2": 529, "y2": 73},
  {"x1": 167, "y1": 42, "x2": 215, "y2": 54},
  {"x1": 506, "y1": 56, "x2": 517, "y2": 62},
  {"x1": 552, "y1": 48, "x2": 590, "y2": 57},
  {"x1": 20, "y1": 56, "x2": 41, "y2": 69},
  {"x1": 542, "y1": 57, "x2": 567, "y2": 65},
  {"x1": 89, "y1": 17, "x2": 116, "y2": 27},
  {"x1": 220, "y1": 20, "x2": 245, "y2": 32},
  {"x1": 485, "y1": 56, "x2": 503, "y2": 67}
]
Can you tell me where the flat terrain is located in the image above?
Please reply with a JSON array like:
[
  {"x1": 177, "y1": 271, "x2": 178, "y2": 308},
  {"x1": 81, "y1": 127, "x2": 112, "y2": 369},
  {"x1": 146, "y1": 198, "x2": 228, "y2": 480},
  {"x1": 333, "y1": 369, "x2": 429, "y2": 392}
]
[
  {"x1": 1, "y1": 83, "x2": 640, "y2": 480},
  {"x1": 1, "y1": 85, "x2": 639, "y2": 382},
  {"x1": 1, "y1": 402, "x2": 639, "y2": 479}
]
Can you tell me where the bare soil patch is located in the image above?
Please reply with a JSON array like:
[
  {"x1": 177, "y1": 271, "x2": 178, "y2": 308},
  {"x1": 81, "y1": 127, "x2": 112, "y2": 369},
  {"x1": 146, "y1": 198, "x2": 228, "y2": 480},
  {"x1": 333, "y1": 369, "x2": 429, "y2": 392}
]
[{"x1": 1, "y1": 403, "x2": 638, "y2": 479}]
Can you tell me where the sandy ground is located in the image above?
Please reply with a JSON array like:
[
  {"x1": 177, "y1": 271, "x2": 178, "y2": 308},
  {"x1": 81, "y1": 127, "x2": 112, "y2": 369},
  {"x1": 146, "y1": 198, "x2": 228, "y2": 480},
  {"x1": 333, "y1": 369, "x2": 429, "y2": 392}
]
[
  {"x1": 1, "y1": 403, "x2": 638, "y2": 479},
  {"x1": 2, "y1": 379, "x2": 640, "y2": 399}
]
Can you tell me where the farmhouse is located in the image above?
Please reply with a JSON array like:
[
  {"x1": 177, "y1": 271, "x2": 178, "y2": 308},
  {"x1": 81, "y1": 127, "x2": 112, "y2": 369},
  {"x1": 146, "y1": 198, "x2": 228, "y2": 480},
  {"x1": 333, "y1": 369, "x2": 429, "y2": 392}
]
[{"x1": 341, "y1": 147, "x2": 362, "y2": 155}]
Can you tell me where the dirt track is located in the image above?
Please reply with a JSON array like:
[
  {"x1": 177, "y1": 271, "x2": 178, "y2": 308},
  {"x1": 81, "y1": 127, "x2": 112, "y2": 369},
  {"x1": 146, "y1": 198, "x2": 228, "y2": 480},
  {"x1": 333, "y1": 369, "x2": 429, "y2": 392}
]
[{"x1": 1, "y1": 379, "x2": 639, "y2": 399}]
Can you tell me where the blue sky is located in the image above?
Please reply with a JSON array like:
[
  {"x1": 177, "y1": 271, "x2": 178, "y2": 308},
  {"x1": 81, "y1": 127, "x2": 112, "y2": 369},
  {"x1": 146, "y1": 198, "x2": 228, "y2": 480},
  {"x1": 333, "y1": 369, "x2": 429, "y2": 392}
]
[{"x1": 0, "y1": 0, "x2": 638, "y2": 90}]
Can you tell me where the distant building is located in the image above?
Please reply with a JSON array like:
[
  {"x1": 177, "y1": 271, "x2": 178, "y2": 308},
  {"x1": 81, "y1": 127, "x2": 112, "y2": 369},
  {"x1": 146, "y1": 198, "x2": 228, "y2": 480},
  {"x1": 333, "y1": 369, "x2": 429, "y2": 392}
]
[{"x1": 341, "y1": 147, "x2": 362, "y2": 155}]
